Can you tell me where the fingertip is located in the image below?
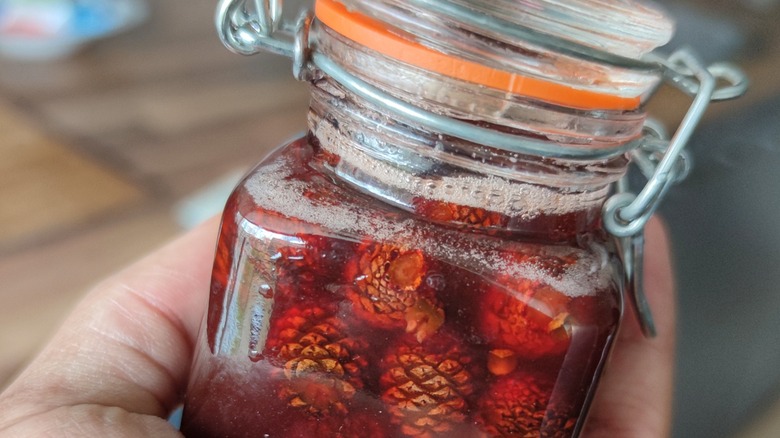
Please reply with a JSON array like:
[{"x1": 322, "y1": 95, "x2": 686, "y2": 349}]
[{"x1": 581, "y1": 216, "x2": 677, "y2": 437}]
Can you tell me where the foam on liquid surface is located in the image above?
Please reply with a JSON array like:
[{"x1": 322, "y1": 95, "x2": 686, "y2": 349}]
[{"x1": 244, "y1": 155, "x2": 612, "y2": 297}]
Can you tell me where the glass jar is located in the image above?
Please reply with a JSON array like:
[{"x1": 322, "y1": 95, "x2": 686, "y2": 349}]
[{"x1": 182, "y1": 0, "x2": 745, "y2": 436}]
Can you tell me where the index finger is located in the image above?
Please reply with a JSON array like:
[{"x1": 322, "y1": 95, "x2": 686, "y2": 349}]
[{"x1": 582, "y1": 217, "x2": 676, "y2": 437}]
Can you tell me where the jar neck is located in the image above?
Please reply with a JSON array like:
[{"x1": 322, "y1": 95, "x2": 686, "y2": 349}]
[
  {"x1": 308, "y1": 77, "x2": 630, "y2": 242},
  {"x1": 306, "y1": 18, "x2": 639, "y2": 242}
]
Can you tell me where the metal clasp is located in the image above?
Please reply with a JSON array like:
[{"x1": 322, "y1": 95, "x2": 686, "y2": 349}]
[
  {"x1": 216, "y1": 0, "x2": 293, "y2": 57},
  {"x1": 217, "y1": 0, "x2": 314, "y2": 81},
  {"x1": 603, "y1": 49, "x2": 748, "y2": 337}
]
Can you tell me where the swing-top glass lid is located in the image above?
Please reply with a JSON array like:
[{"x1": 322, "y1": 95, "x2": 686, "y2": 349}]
[{"x1": 331, "y1": 0, "x2": 676, "y2": 109}]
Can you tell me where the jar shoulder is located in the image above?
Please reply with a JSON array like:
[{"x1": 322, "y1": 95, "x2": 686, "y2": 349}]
[{"x1": 225, "y1": 138, "x2": 621, "y2": 301}]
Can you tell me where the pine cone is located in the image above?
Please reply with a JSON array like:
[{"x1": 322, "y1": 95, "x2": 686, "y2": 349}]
[
  {"x1": 273, "y1": 235, "x2": 332, "y2": 291},
  {"x1": 247, "y1": 231, "x2": 354, "y2": 309},
  {"x1": 266, "y1": 306, "x2": 367, "y2": 416},
  {"x1": 413, "y1": 198, "x2": 507, "y2": 228},
  {"x1": 346, "y1": 242, "x2": 444, "y2": 342},
  {"x1": 477, "y1": 373, "x2": 574, "y2": 438},
  {"x1": 379, "y1": 333, "x2": 477, "y2": 437},
  {"x1": 481, "y1": 280, "x2": 571, "y2": 359},
  {"x1": 480, "y1": 250, "x2": 575, "y2": 359}
]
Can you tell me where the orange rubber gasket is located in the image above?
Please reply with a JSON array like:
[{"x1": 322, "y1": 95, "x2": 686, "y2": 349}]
[{"x1": 315, "y1": 0, "x2": 641, "y2": 111}]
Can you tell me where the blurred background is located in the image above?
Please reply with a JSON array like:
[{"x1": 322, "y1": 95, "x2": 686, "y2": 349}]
[{"x1": 0, "y1": 0, "x2": 778, "y2": 436}]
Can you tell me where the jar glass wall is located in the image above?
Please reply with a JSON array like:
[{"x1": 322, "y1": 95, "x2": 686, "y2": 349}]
[
  {"x1": 183, "y1": 0, "x2": 677, "y2": 436},
  {"x1": 181, "y1": 134, "x2": 623, "y2": 437}
]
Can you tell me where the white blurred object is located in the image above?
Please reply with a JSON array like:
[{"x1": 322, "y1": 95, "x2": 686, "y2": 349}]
[
  {"x1": 0, "y1": 0, "x2": 148, "y2": 61},
  {"x1": 174, "y1": 169, "x2": 247, "y2": 230}
]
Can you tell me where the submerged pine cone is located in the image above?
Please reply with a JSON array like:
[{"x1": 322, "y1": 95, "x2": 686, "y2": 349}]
[
  {"x1": 346, "y1": 242, "x2": 444, "y2": 342},
  {"x1": 249, "y1": 230, "x2": 354, "y2": 308},
  {"x1": 245, "y1": 230, "x2": 327, "y2": 285},
  {"x1": 481, "y1": 280, "x2": 571, "y2": 359},
  {"x1": 379, "y1": 333, "x2": 477, "y2": 437},
  {"x1": 266, "y1": 306, "x2": 367, "y2": 416},
  {"x1": 480, "y1": 250, "x2": 576, "y2": 359},
  {"x1": 413, "y1": 198, "x2": 507, "y2": 228},
  {"x1": 477, "y1": 373, "x2": 574, "y2": 438},
  {"x1": 273, "y1": 236, "x2": 331, "y2": 294}
]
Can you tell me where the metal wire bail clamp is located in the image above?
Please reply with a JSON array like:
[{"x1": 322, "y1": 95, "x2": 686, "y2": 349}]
[
  {"x1": 215, "y1": 0, "x2": 749, "y2": 338},
  {"x1": 603, "y1": 49, "x2": 747, "y2": 337},
  {"x1": 216, "y1": 0, "x2": 291, "y2": 57}
]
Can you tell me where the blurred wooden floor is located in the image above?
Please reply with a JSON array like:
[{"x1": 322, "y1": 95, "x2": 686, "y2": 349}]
[
  {"x1": 0, "y1": 0, "x2": 309, "y2": 389},
  {"x1": 1, "y1": 0, "x2": 779, "y2": 437}
]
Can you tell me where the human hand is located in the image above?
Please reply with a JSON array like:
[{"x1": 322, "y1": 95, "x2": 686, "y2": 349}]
[
  {"x1": 581, "y1": 217, "x2": 676, "y2": 438},
  {"x1": 0, "y1": 218, "x2": 218, "y2": 437},
  {"x1": 0, "y1": 217, "x2": 675, "y2": 437}
]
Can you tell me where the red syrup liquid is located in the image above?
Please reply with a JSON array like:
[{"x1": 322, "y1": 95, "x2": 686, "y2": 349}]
[{"x1": 181, "y1": 137, "x2": 621, "y2": 438}]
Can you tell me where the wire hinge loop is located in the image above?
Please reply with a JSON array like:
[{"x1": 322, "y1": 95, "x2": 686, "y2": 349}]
[
  {"x1": 216, "y1": 0, "x2": 295, "y2": 57},
  {"x1": 603, "y1": 48, "x2": 747, "y2": 338}
]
